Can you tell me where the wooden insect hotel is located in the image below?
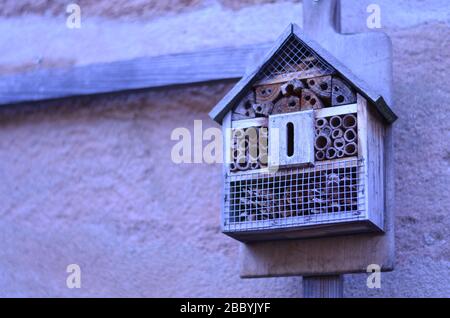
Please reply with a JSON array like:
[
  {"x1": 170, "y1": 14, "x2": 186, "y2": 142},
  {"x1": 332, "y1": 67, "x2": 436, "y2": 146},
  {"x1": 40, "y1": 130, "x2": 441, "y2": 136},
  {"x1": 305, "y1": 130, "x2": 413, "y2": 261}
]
[{"x1": 209, "y1": 24, "x2": 397, "y2": 242}]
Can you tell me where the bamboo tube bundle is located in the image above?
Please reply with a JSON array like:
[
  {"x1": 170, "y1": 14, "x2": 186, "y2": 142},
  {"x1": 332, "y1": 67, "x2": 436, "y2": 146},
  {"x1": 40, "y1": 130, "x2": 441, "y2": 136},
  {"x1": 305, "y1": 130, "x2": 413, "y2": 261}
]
[
  {"x1": 236, "y1": 157, "x2": 250, "y2": 171},
  {"x1": 315, "y1": 120, "x2": 332, "y2": 149},
  {"x1": 332, "y1": 128, "x2": 343, "y2": 139},
  {"x1": 232, "y1": 147, "x2": 243, "y2": 163},
  {"x1": 259, "y1": 127, "x2": 268, "y2": 145},
  {"x1": 320, "y1": 126, "x2": 332, "y2": 137},
  {"x1": 343, "y1": 114, "x2": 357, "y2": 129},
  {"x1": 344, "y1": 142, "x2": 357, "y2": 156},
  {"x1": 232, "y1": 128, "x2": 245, "y2": 139},
  {"x1": 230, "y1": 162, "x2": 238, "y2": 172},
  {"x1": 248, "y1": 142, "x2": 259, "y2": 163},
  {"x1": 315, "y1": 135, "x2": 330, "y2": 151},
  {"x1": 257, "y1": 127, "x2": 268, "y2": 167},
  {"x1": 233, "y1": 134, "x2": 247, "y2": 160},
  {"x1": 315, "y1": 117, "x2": 328, "y2": 129},
  {"x1": 326, "y1": 147, "x2": 337, "y2": 159},
  {"x1": 315, "y1": 150, "x2": 325, "y2": 160},
  {"x1": 333, "y1": 137, "x2": 345, "y2": 150},
  {"x1": 344, "y1": 128, "x2": 357, "y2": 143},
  {"x1": 314, "y1": 113, "x2": 359, "y2": 161},
  {"x1": 232, "y1": 138, "x2": 249, "y2": 171},
  {"x1": 230, "y1": 126, "x2": 272, "y2": 172},
  {"x1": 329, "y1": 116, "x2": 342, "y2": 129},
  {"x1": 246, "y1": 126, "x2": 259, "y2": 142},
  {"x1": 250, "y1": 161, "x2": 260, "y2": 170}
]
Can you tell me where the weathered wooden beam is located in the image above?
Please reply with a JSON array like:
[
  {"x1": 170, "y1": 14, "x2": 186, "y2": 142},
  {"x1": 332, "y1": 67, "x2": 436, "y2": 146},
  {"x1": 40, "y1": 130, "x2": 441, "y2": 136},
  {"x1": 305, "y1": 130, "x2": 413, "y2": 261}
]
[{"x1": 0, "y1": 43, "x2": 271, "y2": 106}]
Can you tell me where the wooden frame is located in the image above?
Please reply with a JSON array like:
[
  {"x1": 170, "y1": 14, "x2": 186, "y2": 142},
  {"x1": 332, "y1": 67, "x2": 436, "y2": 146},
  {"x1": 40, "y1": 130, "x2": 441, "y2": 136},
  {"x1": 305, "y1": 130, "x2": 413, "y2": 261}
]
[
  {"x1": 315, "y1": 103, "x2": 357, "y2": 118},
  {"x1": 221, "y1": 96, "x2": 384, "y2": 242}
]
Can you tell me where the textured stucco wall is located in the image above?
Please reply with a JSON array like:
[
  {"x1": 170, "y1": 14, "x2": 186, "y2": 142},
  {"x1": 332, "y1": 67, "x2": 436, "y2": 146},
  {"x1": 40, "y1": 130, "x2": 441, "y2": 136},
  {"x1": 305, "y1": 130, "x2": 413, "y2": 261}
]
[
  {"x1": 0, "y1": 83, "x2": 304, "y2": 297},
  {"x1": 0, "y1": 1, "x2": 449, "y2": 297}
]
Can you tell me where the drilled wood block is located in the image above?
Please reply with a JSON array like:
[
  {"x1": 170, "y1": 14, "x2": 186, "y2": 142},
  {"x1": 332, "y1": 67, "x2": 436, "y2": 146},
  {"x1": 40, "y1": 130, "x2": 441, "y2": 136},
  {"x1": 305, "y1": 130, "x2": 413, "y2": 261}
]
[
  {"x1": 252, "y1": 102, "x2": 273, "y2": 116},
  {"x1": 280, "y1": 79, "x2": 304, "y2": 97},
  {"x1": 332, "y1": 77, "x2": 356, "y2": 106},
  {"x1": 305, "y1": 75, "x2": 332, "y2": 103},
  {"x1": 254, "y1": 84, "x2": 281, "y2": 103},
  {"x1": 233, "y1": 91, "x2": 256, "y2": 120},
  {"x1": 272, "y1": 96, "x2": 301, "y2": 114},
  {"x1": 301, "y1": 88, "x2": 324, "y2": 110}
]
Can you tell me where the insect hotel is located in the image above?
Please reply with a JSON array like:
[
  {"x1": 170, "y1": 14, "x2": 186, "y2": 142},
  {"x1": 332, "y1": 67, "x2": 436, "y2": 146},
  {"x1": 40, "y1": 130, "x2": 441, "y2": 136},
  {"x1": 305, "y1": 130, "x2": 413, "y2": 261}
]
[{"x1": 209, "y1": 24, "x2": 397, "y2": 242}]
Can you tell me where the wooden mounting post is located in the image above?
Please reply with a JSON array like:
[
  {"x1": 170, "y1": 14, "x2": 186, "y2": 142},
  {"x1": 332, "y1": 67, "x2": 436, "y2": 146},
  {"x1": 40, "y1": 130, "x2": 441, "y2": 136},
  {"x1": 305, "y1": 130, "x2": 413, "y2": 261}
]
[
  {"x1": 303, "y1": 275, "x2": 343, "y2": 298},
  {"x1": 302, "y1": 0, "x2": 344, "y2": 298}
]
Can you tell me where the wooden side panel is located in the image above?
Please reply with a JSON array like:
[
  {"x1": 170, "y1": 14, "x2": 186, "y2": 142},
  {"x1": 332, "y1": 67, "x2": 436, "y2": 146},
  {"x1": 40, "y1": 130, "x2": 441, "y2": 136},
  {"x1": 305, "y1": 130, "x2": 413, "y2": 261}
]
[
  {"x1": 357, "y1": 94, "x2": 369, "y2": 222},
  {"x1": 366, "y1": 98, "x2": 386, "y2": 230},
  {"x1": 357, "y1": 94, "x2": 385, "y2": 230},
  {"x1": 221, "y1": 112, "x2": 232, "y2": 231}
]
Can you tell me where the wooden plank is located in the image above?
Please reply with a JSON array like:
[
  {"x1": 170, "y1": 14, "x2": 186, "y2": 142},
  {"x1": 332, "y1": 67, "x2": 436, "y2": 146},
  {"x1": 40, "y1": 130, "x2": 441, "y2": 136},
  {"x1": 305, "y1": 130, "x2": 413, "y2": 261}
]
[
  {"x1": 223, "y1": 113, "x2": 232, "y2": 174},
  {"x1": 222, "y1": 112, "x2": 232, "y2": 231},
  {"x1": 0, "y1": 43, "x2": 271, "y2": 106},
  {"x1": 357, "y1": 94, "x2": 369, "y2": 230},
  {"x1": 229, "y1": 156, "x2": 359, "y2": 180},
  {"x1": 227, "y1": 212, "x2": 369, "y2": 233},
  {"x1": 228, "y1": 220, "x2": 380, "y2": 242},
  {"x1": 366, "y1": 97, "x2": 386, "y2": 230},
  {"x1": 315, "y1": 103, "x2": 357, "y2": 118},
  {"x1": 231, "y1": 117, "x2": 267, "y2": 129}
]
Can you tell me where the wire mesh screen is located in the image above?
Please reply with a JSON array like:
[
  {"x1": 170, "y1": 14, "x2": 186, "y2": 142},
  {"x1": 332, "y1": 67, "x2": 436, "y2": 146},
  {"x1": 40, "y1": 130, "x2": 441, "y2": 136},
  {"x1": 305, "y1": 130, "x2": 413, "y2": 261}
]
[
  {"x1": 223, "y1": 158, "x2": 365, "y2": 232},
  {"x1": 257, "y1": 34, "x2": 335, "y2": 82}
]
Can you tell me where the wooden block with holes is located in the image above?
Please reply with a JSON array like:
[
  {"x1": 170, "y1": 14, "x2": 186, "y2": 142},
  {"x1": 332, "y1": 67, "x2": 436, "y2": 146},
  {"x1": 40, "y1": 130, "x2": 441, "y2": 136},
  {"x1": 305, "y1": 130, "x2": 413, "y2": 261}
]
[
  {"x1": 273, "y1": 96, "x2": 301, "y2": 114},
  {"x1": 254, "y1": 84, "x2": 281, "y2": 103},
  {"x1": 332, "y1": 77, "x2": 356, "y2": 106},
  {"x1": 301, "y1": 88, "x2": 323, "y2": 110},
  {"x1": 305, "y1": 75, "x2": 332, "y2": 105}
]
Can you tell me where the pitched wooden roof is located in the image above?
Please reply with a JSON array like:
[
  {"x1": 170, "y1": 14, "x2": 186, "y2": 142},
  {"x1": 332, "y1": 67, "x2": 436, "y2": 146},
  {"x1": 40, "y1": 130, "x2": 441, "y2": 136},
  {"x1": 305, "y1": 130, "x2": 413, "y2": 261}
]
[{"x1": 209, "y1": 23, "x2": 397, "y2": 124}]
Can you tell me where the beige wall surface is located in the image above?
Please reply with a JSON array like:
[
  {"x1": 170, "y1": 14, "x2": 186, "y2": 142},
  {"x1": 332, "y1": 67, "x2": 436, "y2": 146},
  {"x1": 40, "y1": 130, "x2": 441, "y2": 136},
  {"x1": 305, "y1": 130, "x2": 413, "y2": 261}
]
[{"x1": 0, "y1": 1, "x2": 449, "y2": 297}]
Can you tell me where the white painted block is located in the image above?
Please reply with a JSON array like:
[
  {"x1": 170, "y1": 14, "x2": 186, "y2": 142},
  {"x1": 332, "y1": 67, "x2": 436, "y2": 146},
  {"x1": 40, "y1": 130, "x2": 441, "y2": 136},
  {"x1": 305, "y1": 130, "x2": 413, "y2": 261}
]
[{"x1": 268, "y1": 110, "x2": 314, "y2": 168}]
